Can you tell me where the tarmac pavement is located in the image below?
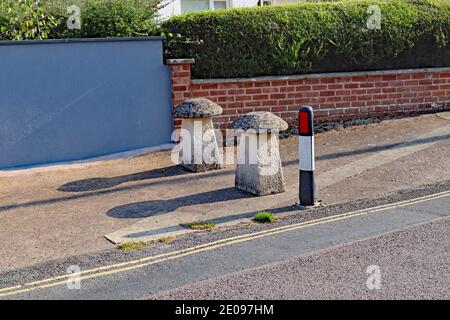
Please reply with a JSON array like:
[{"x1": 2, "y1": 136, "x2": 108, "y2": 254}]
[{"x1": 0, "y1": 113, "x2": 449, "y2": 274}]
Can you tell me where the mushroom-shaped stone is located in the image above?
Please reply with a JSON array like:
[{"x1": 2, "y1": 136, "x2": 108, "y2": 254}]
[
  {"x1": 173, "y1": 98, "x2": 223, "y2": 172},
  {"x1": 173, "y1": 98, "x2": 223, "y2": 118},
  {"x1": 231, "y1": 111, "x2": 288, "y2": 132},
  {"x1": 232, "y1": 112, "x2": 287, "y2": 196}
]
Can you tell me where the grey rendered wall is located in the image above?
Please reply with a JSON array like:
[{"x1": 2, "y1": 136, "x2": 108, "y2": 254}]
[{"x1": 0, "y1": 37, "x2": 172, "y2": 169}]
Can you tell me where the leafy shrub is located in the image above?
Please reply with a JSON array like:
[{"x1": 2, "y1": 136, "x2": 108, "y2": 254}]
[
  {"x1": 161, "y1": 0, "x2": 450, "y2": 79},
  {"x1": 0, "y1": 0, "x2": 59, "y2": 40},
  {"x1": 46, "y1": 0, "x2": 160, "y2": 38},
  {"x1": 0, "y1": 0, "x2": 161, "y2": 40},
  {"x1": 46, "y1": 0, "x2": 159, "y2": 39}
]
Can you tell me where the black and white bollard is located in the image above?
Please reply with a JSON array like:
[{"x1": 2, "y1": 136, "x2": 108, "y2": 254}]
[{"x1": 298, "y1": 106, "x2": 315, "y2": 206}]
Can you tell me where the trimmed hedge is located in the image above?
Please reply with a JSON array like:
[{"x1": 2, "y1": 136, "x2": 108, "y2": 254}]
[{"x1": 162, "y1": 0, "x2": 450, "y2": 79}]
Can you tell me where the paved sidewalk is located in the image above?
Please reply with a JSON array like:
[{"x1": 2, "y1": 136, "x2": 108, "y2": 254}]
[{"x1": 0, "y1": 113, "x2": 449, "y2": 271}]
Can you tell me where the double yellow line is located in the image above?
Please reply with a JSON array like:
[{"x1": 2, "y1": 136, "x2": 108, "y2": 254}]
[{"x1": 1, "y1": 189, "x2": 449, "y2": 298}]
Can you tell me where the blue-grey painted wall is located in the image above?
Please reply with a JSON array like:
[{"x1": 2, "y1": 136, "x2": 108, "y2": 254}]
[{"x1": 0, "y1": 37, "x2": 173, "y2": 169}]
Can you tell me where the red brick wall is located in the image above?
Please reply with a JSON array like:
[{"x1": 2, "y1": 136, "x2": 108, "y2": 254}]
[{"x1": 168, "y1": 60, "x2": 450, "y2": 130}]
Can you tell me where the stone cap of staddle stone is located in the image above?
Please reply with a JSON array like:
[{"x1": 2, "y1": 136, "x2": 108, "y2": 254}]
[
  {"x1": 231, "y1": 112, "x2": 288, "y2": 132},
  {"x1": 173, "y1": 98, "x2": 223, "y2": 118}
]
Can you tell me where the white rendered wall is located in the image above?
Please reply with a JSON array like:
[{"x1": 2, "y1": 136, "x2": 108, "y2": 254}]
[{"x1": 158, "y1": 0, "x2": 260, "y2": 19}]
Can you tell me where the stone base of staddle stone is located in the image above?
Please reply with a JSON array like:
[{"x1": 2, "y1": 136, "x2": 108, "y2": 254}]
[
  {"x1": 234, "y1": 132, "x2": 285, "y2": 196},
  {"x1": 181, "y1": 163, "x2": 223, "y2": 173},
  {"x1": 179, "y1": 118, "x2": 223, "y2": 173},
  {"x1": 235, "y1": 164, "x2": 285, "y2": 196}
]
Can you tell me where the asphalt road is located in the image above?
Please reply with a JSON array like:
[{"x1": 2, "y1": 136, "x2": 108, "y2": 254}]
[
  {"x1": 1, "y1": 189, "x2": 449, "y2": 300},
  {"x1": 153, "y1": 216, "x2": 449, "y2": 300}
]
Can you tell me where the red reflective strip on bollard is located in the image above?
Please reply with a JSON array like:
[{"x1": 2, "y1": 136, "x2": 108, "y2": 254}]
[{"x1": 299, "y1": 112, "x2": 309, "y2": 135}]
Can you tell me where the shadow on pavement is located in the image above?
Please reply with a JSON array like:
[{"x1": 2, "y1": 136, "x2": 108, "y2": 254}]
[
  {"x1": 58, "y1": 132, "x2": 450, "y2": 193},
  {"x1": 58, "y1": 165, "x2": 189, "y2": 192},
  {"x1": 0, "y1": 168, "x2": 235, "y2": 214},
  {"x1": 106, "y1": 187, "x2": 252, "y2": 219},
  {"x1": 2, "y1": 132, "x2": 448, "y2": 214}
]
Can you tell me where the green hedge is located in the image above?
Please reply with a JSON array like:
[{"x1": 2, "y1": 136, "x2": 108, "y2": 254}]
[
  {"x1": 46, "y1": 0, "x2": 159, "y2": 39},
  {"x1": 162, "y1": 0, "x2": 450, "y2": 79},
  {"x1": 0, "y1": 0, "x2": 160, "y2": 41}
]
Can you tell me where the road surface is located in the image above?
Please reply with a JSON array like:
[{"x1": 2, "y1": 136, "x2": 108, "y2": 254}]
[{"x1": 153, "y1": 215, "x2": 449, "y2": 300}]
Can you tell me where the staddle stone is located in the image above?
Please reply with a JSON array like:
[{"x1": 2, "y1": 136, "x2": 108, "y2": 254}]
[
  {"x1": 173, "y1": 98, "x2": 223, "y2": 172},
  {"x1": 232, "y1": 112, "x2": 287, "y2": 196}
]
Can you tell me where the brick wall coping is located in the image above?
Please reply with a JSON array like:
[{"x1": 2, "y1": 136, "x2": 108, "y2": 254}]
[
  {"x1": 191, "y1": 67, "x2": 450, "y2": 84},
  {"x1": 166, "y1": 58, "x2": 195, "y2": 65}
]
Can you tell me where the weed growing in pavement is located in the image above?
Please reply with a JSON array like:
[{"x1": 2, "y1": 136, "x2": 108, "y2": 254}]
[
  {"x1": 254, "y1": 212, "x2": 279, "y2": 223},
  {"x1": 159, "y1": 236, "x2": 176, "y2": 244},
  {"x1": 187, "y1": 221, "x2": 216, "y2": 230},
  {"x1": 119, "y1": 240, "x2": 155, "y2": 251}
]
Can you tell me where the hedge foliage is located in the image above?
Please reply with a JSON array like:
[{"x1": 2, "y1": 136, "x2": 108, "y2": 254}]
[
  {"x1": 45, "y1": 0, "x2": 159, "y2": 39},
  {"x1": 162, "y1": 0, "x2": 450, "y2": 79},
  {"x1": 0, "y1": 0, "x2": 160, "y2": 41}
]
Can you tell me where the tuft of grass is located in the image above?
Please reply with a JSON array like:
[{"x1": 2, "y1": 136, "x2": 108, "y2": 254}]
[
  {"x1": 254, "y1": 211, "x2": 279, "y2": 223},
  {"x1": 187, "y1": 221, "x2": 216, "y2": 230},
  {"x1": 119, "y1": 240, "x2": 154, "y2": 251},
  {"x1": 158, "y1": 236, "x2": 176, "y2": 244}
]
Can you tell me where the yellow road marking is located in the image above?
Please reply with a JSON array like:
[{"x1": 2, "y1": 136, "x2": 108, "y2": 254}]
[
  {"x1": 1, "y1": 189, "x2": 449, "y2": 298},
  {"x1": 0, "y1": 285, "x2": 21, "y2": 293}
]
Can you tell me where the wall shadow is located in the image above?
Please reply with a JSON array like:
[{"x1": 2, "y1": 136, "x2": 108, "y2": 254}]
[{"x1": 58, "y1": 165, "x2": 190, "y2": 192}]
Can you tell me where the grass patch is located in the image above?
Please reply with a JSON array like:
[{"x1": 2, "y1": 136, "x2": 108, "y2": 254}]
[
  {"x1": 187, "y1": 221, "x2": 215, "y2": 230},
  {"x1": 254, "y1": 211, "x2": 279, "y2": 223},
  {"x1": 158, "y1": 236, "x2": 176, "y2": 244},
  {"x1": 119, "y1": 240, "x2": 154, "y2": 251}
]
